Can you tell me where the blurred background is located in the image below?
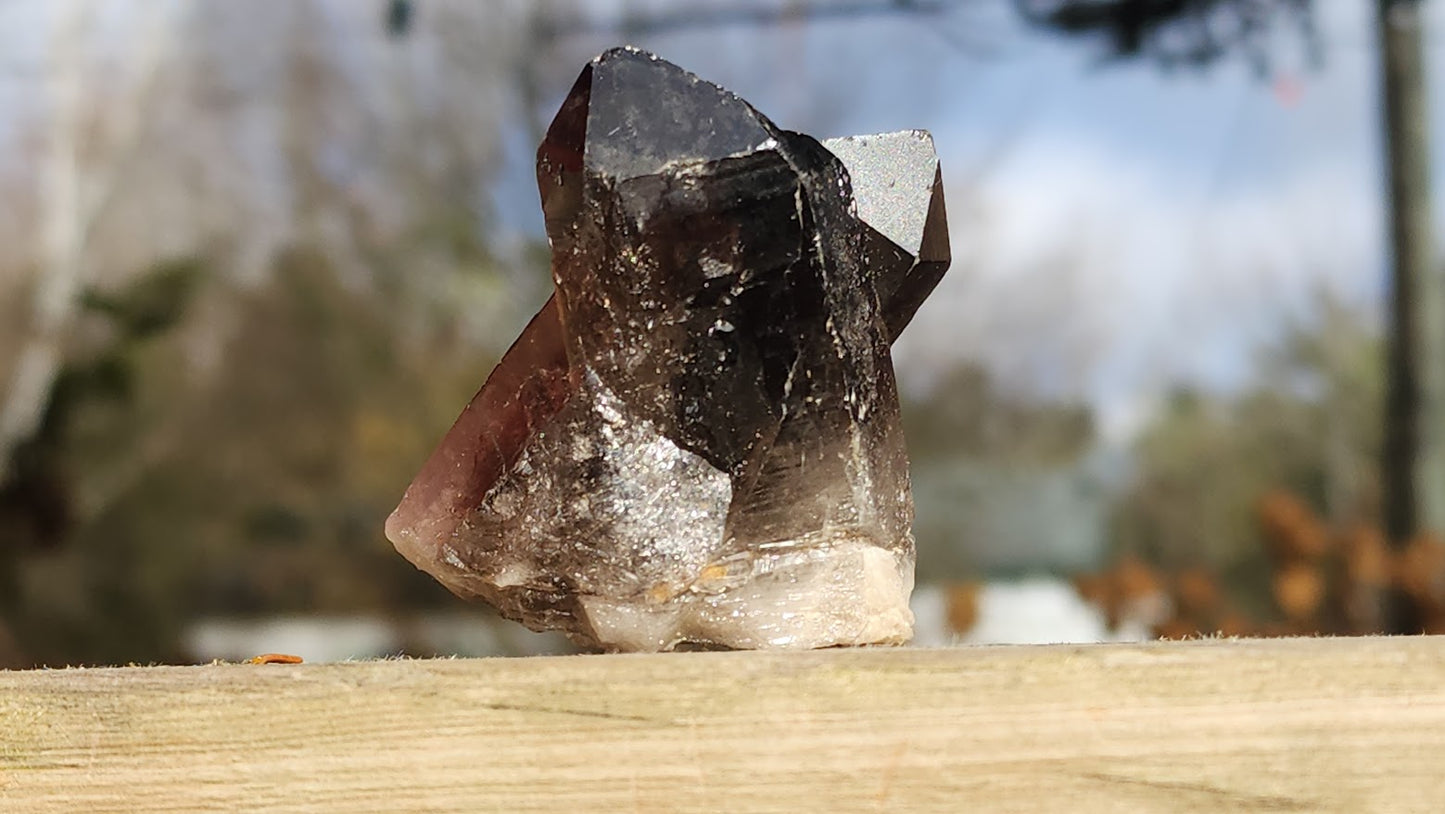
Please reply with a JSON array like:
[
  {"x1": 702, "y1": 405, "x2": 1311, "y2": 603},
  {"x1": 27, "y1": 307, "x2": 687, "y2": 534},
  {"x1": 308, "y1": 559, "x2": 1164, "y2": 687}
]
[{"x1": 2, "y1": 0, "x2": 1443, "y2": 667}]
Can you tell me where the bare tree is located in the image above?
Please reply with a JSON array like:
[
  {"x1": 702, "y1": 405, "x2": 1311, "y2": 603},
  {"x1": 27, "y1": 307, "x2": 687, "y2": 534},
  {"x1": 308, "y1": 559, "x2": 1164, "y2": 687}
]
[{"x1": 0, "y1": 0, "x2": 182, "y2": 482}]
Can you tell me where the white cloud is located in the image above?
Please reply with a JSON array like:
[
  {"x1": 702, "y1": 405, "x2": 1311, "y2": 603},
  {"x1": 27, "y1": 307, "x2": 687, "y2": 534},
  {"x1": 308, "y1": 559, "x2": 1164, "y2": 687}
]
[{"x1": 895, "y1": 133, "x2": 1382, "y2": 436}]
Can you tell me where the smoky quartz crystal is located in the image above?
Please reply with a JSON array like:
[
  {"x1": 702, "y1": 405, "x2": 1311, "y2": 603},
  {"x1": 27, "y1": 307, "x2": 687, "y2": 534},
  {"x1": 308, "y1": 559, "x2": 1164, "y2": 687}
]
[{"x1": 386, "y1": 47, "x2": 949, "y2": 651}]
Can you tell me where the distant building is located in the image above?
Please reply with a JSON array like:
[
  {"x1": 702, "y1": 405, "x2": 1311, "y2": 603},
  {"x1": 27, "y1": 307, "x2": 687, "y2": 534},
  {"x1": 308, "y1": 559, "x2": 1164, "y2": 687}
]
[{"x1": 911, "y1": 457, "x2": 1107, "y2": 579}]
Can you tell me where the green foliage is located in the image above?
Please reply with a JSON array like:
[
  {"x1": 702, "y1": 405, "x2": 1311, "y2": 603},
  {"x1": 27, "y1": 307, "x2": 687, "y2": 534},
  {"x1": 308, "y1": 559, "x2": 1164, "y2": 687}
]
[
  {"x1": 1111, "y1": 295, "x2": 1383, "y2": 598},
  {"x1": 0, "y1": 259, "x2": 206, "y2": 664},
  {"x1": 79, "y1": 259, "x2": 202, "y2": 342},
  {"x1": 904, "y1": 364, "x2": 1095, "y2": 467},
  {"x1": 1, "y1": 261, "x2": 203, "y2": 561},
  {"x1": 4, "y1": 246, "x2": 531, "y2": 666}
]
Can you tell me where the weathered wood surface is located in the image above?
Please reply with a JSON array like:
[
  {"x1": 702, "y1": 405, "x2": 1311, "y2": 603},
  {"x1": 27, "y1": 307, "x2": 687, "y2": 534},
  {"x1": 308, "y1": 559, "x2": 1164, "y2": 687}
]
[{"x1": 2, "y1": 637, "x2": 1444, "y2": 812}]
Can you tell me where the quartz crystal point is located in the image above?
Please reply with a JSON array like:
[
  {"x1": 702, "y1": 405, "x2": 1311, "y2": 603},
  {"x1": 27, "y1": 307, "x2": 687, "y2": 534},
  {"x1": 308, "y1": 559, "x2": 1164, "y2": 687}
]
[{"x1": 386, "y1": 47, "x2": 950, "y2": 652}]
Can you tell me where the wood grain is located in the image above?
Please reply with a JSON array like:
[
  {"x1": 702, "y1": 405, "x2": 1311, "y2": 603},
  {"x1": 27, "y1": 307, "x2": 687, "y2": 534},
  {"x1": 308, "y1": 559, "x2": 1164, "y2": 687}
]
[{"x1": 3, "y1": 637, "x2": 1444, "y2": 812}]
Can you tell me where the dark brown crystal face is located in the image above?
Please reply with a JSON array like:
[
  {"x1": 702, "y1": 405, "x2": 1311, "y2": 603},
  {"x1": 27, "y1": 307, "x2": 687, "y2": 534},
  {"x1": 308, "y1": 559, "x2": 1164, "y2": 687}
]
[{"x1": 386, "y1": 47, "x2": 950, "y2": 651}]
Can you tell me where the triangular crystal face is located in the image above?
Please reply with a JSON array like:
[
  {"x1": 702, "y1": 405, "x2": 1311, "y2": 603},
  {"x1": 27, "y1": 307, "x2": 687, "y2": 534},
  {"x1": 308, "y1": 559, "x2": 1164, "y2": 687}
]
[
  {"x1": 388, "y1": 49, "x2": 950, "y2": 652},
  {"x1": 825, "y1": 130, "x2": 939, "y2": 256},
  {"x1": 823, "y1": 130, "x2": 951, "y2": 340},
  {"x1": 580, "y1": 47, "x2": 777, "y2": 182},
  {"x1": 384, "y1": 298, "x2": 570, "y2": 598}
]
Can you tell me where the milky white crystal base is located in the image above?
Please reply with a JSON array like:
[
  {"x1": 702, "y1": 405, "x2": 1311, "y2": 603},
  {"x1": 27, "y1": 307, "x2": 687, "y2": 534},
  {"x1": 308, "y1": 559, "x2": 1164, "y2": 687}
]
[{"x1": 578, "y1": 541, "x2": 915, "y2": 652}]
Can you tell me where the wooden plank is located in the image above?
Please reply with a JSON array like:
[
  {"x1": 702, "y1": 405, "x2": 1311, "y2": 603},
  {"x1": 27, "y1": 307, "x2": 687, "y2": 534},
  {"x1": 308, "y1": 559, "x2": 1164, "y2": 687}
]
[{"x1": 2, "y1": 637, "x2": 1444, "y2": 812}]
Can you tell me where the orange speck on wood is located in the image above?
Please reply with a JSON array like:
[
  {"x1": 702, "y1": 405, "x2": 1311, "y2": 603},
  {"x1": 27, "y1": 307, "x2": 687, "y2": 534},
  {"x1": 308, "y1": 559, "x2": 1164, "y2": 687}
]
[{"x1": 248, "y1": 653, "x2": 304, "y2": 665}]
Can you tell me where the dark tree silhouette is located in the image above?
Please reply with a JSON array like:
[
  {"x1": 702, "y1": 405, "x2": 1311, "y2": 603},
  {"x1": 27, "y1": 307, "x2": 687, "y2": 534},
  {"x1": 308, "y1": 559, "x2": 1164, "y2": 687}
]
[
  {"x1": 1376, "y1": 0, "x2": 1441, "y2": 635},
  {"x1": 1012, "y1": 0, "x2": 1318, "y2": 71}
]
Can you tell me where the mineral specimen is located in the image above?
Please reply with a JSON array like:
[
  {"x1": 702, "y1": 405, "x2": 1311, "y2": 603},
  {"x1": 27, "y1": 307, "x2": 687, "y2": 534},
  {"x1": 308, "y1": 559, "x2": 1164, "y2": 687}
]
[{"x1": 386, "y1": 47, "x2": 949, "y2": 652}]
